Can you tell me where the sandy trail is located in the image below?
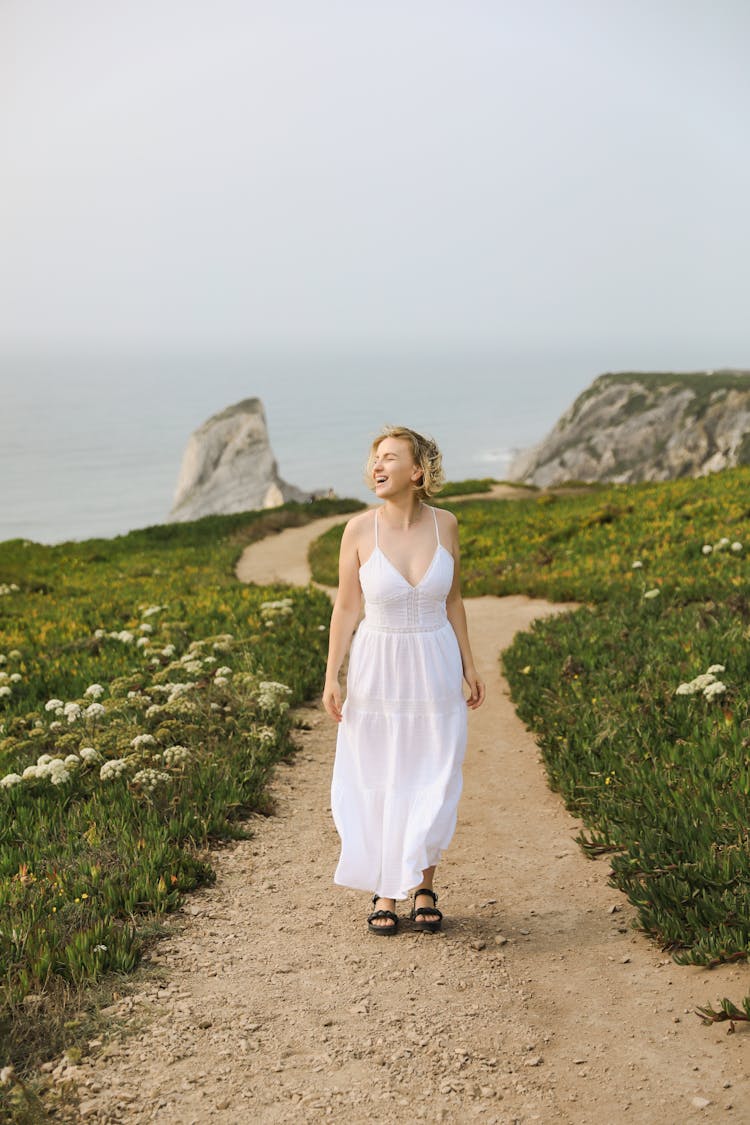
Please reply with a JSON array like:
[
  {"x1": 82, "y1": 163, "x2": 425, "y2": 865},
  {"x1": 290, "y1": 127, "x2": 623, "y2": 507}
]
[{"x1": 70, "y1": 502, "x2": 748, "y2": 1124}]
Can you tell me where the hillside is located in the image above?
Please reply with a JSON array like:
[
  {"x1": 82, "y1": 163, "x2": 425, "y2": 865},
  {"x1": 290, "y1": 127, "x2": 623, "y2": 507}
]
[{"x1": 507, "y1": 369, "x2": 750, "y2": 486}]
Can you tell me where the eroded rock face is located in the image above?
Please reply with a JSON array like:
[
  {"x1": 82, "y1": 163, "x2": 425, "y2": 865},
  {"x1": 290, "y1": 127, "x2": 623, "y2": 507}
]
[
  {"x1": 168, "y1": 397, "x2": 308, "y2": 522},
  {"x1": 507, "y1": 371, "x2": 750, "y2": 487}
]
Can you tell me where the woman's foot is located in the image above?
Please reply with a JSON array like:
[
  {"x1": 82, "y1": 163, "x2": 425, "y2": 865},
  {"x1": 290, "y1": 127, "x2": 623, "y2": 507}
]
[
  {"x1": 411, "y1": 887, "x2": 443, "y2": 932},
  {"x1": 367, "y1": 896, "x2": 398, "y2": 934}
]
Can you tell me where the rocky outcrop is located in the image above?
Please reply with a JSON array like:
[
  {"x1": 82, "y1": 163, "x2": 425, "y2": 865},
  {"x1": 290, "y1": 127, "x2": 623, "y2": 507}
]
[
  {"x1": 168, "y1": 398, "x2": 309, "y2": 522},
  {"x1": 507, "y1": 371, "x2": 750, "y2": 487}
]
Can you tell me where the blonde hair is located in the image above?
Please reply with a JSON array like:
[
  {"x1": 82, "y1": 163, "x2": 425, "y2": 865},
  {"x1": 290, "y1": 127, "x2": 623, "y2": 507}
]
[{"x1": 363, "y1": 425, "x2": 446, "y2": 502}]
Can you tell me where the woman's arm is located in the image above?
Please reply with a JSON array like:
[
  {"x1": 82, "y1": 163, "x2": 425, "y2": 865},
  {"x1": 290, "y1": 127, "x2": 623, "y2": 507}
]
[
  {"x1": 443, "y1": 510, "x2": 485, "y2": 710},
  {"x1": 323, "y1": 517, "x2": 364, "y2": 722}
]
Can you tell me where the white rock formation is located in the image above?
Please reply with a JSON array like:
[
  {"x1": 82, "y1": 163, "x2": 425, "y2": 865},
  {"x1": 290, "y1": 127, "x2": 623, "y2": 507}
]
[
  {"x1": 168, "y1": 398, "x2": 308, "y2": 522},
  {"x1": 507, "y1": 371, "x2": 750, "y2": 487}
]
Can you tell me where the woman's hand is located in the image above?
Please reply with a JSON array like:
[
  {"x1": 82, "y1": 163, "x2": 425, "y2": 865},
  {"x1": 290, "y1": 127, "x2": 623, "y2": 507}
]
[
  {"x1": 463, "y1": 666, "x2": 486, "y2": 709},
  {"x1": 323, "y1": 675, "x2": 343, "y2": 723}
]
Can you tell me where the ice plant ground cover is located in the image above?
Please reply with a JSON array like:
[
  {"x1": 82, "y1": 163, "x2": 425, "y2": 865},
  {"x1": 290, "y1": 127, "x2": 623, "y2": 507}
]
[
  {"x1": 316, "y1": 465, "x2": 750, "y2": 1020},
  {"x1": 0, "y1": 499, "x2": 358, "y2": 1087}
]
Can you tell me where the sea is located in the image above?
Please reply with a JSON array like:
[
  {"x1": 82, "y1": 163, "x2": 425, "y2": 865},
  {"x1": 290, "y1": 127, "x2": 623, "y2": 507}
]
[{"x1": 0, "y1": 342, "x2": 709, "y2": 547}]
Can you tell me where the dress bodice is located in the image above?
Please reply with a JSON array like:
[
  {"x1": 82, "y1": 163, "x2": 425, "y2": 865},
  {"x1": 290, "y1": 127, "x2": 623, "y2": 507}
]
[{"x1": 358, "y1": 505, "x2": 455, "y2": 632}]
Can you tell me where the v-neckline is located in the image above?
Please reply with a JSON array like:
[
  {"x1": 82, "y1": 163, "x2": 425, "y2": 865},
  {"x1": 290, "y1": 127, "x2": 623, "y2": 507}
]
[{"x1": 374, "y1": 543, "x2": 445, "y2": 590}]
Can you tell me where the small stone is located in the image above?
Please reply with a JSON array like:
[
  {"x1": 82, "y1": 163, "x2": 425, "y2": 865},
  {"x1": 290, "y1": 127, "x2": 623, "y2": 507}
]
[
  {"x1": 691, "y1": 1096, "x2": 711, "y2": 1109},
  {"x1": 495, "y1": 935, "x2": 508, "y2": 945},
  {"x1": 524, "y1": 1056, "x2": 543, "y2": 1067},
  {"x1": 470, "y1": 940, "x2": 486, "y2": 951},
  {"x1": 519, "y1": 928, "x2": 530, "y2": 935},
  {"x1": 621, "y1": 956, "x2": 631, "y2": 964}
]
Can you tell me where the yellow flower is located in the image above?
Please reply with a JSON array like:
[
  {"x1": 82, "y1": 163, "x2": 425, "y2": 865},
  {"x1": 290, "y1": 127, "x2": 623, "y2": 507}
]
[
  {"x1": 81, "y1": 893, "x2": 89, "y2": 899},
  {"x1": 605, "y1": 777, "x2": 612, "y2": 785},
  {"x1": 521, "y1": 665, "x2": 532, "y2": 675}
]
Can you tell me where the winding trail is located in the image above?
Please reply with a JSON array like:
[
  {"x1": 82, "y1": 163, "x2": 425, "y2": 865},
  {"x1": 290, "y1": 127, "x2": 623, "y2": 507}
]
[{"x1": 70, "y1": 497, "x2": 748, "y2": 1124}]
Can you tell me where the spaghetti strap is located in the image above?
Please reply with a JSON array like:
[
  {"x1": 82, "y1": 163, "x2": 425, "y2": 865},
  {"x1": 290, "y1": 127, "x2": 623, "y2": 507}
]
[
  {"x1": 374, "y1": 507, "x2": 379, "y2": 548},
  {"x1": 431, "y1": 505, "x2": 440, "y2": 547}
]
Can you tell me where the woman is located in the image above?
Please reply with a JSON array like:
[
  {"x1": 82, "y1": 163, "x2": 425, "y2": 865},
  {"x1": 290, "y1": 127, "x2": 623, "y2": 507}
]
[{"x1": 323, "y1": 425, "x2": 485, "y2": 934}]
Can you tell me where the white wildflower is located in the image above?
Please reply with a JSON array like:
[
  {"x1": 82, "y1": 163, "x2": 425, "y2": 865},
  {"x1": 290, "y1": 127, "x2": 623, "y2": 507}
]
[
  {"x1": 93, "y1": 944, "x2": 107, "y2": 953},
  {"x1": 36, "y1": 754, "x2": 52, "y2": 766},
  {"x1": 631, "y1": 560, "x2": 643, "y2": 569},
  {"x1": 254, "y1": 725, "x2": 277, "y2": 747},
  {"x1": 703, "y1": 681, "x2": 727, "y2": 699},
  {"x1": 0, "y1": 685, "x2": 11, "y2": 698},
  {"x1": 130, "y1": 733, "x2": 157, "y2": 749},
  {"x1": 45, "y1": 699, "x2": 64, "y2": 712},
  {"x1": 50, "y1": 768, "x2": 71, "y2": 785},
  {"x1": 84, "y1": 683, "x2": 105, "y2": 698},
  {"x1": 79, "y1": 747, "x2": 100, "y2": 762},
  {"x1": 701, "y1": 544, "x2": 712, "y2": 555},
  {"x1": 93, "y1": 628, "x2": 107, "y2": 638},
  {"x1": 136, "y1": 637, "x2": 150, "y2": 648},
  {"x1": 181, "y1": 660, "x2": 204, "y2": 674},
  {"x1": 8, "y1": 650, "x2": 21, "y2": 659},
  {"x1": 64, "y1": 754, "x2": 80, "y2": 767},
  {"x1": 731, "y1": 541, "x2": 743, "y2": 552},
  {"x1": 0, "y1": 773, "x2": 22, "y2": 788},
  {"x1": 214, "y1": 676, "x2": 229, "y2": 686},
  {"x1": 100, "y1": 758, "x2": 128, "y2": 781},
  {"x1": 256, "y1": 680, "x2": 292, "y2": 711},
  {"x1": 161, "y1": 645, "x2": 176, "y2": 657},
  {"x1": 0, "y1": 672, "x2": 8, "y2": 681},
  {"x1": 85, "y1": 702, "x2": 106, "y2": 718},
  {"x1": 716, "y1": 537, "x2": 730, "y2": 549},
  {"x1": 643, "y1": 588, "x2": 660, "y2": 599},
  {"x1": 116, "y1": 630, "x2": 134, "y2": 643},
  {"x1": 203, "y1": 655, "x2": 217, "y2": 665},
  {"x1": 145, "y1": 704, "x2": 166, "y2": 718},
  {"x1": 142, "y1": 604, "x2": 167, "y2": 617},
  {"x1": 163, "y1": 744, "x2": 190, "y2": 766},
  {"x1": 138, "y1": 623, "x2": 154, "y2": 634},
  {"x1": 64, "y1": 702, "x2": 83, "y2": 723},
  {"x1": 49, "y1": 721, "x2": 63, "y2": 730},
  {"x1": 9, "y1": 673, "x2": 21, "y2": 683},
  {"x1": 215, "y1": 667, "x2": 232, "y2": 677},
  {"x1": 706, "y1": 664, "x2": 726, "y2": 674},
  {"x1": 131, "y1": 767, "x2": 171, "y2": 791},
  {"x1": 22, "y1": 765, "x2": 39, "y2": 779},
  {"x1": 167, "y1": 683, "x2": 193, "y2": 698}
]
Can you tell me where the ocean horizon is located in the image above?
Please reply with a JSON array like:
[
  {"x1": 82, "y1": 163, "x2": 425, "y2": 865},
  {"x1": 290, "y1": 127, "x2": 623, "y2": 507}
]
[{"x1": 1, "y1": 342, "x2": 735, "y2": 546}]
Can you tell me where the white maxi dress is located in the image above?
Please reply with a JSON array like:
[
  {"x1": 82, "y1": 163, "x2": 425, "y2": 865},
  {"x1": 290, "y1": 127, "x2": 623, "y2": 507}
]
[{"x1": 331, "y1": 504, "x2": 468, "y2": 900}]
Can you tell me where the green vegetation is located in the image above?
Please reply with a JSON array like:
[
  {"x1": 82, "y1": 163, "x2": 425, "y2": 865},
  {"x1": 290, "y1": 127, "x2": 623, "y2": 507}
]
[
  {"x1": 312, "y1": 467, "x2": 750, "y2": 1018},
  {"x1": 0, "y1": 499, "x2": 355, "y2": 1105}
]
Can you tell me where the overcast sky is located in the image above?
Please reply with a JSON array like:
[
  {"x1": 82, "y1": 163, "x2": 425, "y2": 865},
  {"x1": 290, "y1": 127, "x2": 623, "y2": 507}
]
[{"x1": 1, "y1": 0, "x2": 749, "y2": 359}]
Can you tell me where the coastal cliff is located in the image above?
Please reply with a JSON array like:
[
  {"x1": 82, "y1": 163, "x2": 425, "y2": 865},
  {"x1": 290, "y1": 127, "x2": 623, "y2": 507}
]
[
  {"x1": 168, "y1": 397, "x2": 308, "y2": 522},
  {"x1": 507, "y1": 370, "x2": 750, "y2": 487}
]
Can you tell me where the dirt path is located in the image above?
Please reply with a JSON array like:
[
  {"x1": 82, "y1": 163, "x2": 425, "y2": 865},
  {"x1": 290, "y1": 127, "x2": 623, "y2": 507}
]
[{"x1": 68, "y1": 504, "x2": 748, "y2": 1124}]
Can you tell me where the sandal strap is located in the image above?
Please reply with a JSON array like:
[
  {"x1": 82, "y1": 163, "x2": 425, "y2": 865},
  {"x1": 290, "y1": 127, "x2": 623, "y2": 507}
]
[
  {"x1": 413, "y1": 888, "x2": 438, "y2": 904},
  {"x1": 413, "y1": 905, "x2": 443, "y2": 920},
  {"x1": 367, "y1": 909, "x2": 398, "y2": 923}
]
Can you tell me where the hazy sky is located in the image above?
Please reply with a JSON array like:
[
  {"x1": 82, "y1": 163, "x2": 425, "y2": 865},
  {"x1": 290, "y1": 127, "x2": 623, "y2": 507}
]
[{"x1": 2, "y1": 0, "x2": 749, "y2": 358}]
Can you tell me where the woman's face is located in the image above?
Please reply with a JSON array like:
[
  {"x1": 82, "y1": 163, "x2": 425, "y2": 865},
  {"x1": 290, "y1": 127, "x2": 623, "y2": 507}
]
[{"x1": 372, "y1": 437, "x2": 422, "y2": 497}]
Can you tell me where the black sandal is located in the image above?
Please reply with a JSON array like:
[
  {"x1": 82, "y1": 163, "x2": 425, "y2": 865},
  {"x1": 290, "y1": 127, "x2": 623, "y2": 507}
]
[
  {"x1": 410, "y1": 887, "x2": 443, "y2": 933},
  {"x1": 367, "y1": 894, "x2": 399, "y2": 936}
]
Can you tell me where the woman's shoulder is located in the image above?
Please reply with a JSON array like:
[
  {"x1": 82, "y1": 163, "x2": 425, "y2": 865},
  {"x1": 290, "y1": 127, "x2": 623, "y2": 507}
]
[
  {"x1": 340, "y1": 507, "x2": 375, "y2": 541},
  {"x1": 430, "y1": 504, "x2": 458, "y2": 528}
]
